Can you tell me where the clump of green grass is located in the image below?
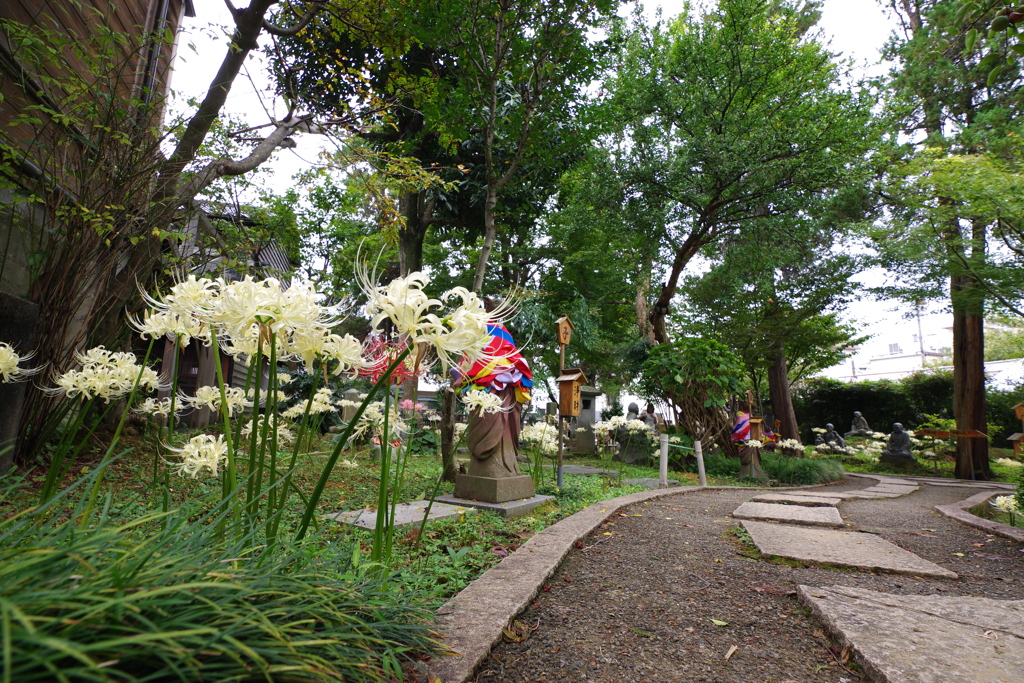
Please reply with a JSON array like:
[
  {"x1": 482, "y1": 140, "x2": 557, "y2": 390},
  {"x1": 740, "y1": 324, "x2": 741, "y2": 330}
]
[
  {"x1": 0, "y1": 471, "x2": 443, "y2": 683},
  {"x1": 763, "y1": 456, "x2": 845, "y2": 485}
]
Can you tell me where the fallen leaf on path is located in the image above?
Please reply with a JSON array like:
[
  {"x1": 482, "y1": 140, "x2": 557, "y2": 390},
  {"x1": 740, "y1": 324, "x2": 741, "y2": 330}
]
[
  {"x1": 724, "y1": 645, "x2": 738, "y2": 661},
  {"x1": 710, "y1": 619, "x2": 729, "y2": 627}
]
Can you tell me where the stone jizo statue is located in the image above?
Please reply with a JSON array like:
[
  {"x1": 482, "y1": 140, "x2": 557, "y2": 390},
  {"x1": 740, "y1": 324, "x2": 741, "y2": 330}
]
[
  {"x1": 815, "y1": 423, "x2": 844, "y2": 448},
  {"x1": 846, "y1": 411, "x2": 872, "y2": 438},
  {"x1": 614, "y1": 402, "x2": 651, "y2": 465},
  {"x1": 879, "y1": 423, "x2": 915, "y2": 463}
]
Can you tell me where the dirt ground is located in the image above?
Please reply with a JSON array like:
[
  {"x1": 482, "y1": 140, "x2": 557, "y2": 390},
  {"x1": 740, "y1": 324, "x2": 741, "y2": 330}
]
[{"x1": 477, "y1": 481, "x2": 1024, "y2": 683}]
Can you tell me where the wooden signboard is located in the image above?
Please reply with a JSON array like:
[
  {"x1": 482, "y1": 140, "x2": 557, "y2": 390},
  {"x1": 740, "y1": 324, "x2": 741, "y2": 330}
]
[
  {"x1": 556, "y1": 368, "x2": 588, "y2": 417},
  {"x1": 556, "y1": 315, "x2": 574, "y2": 346}
]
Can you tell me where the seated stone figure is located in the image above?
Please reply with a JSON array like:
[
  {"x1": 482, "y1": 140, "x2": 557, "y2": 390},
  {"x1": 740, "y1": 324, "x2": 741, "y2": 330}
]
[
  {"x1": 845, "y1": 411, "x2": 873, "y2": 438},
  {"x1": 815, "y1": 423, "x2": 844, "y2": 448},
  {"x1": 614, "y1": 402, "x2": 651, "y2": 465},
  {"x1": 879, "y1": 423, "x2": 915, "y2": 463}
]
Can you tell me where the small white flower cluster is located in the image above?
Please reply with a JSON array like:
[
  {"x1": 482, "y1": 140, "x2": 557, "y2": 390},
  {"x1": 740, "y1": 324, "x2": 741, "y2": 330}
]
[
  {"x1": 50, "y1": 346, "x2": 163, "y2": 402},
  {"x1": 623, "y1": 419, "x2": 651, "y2": 434},
  {"x1": 744, "y1": 439, "x2": 763, "y2": 449},
  {"x1": 277, "y1": 372, "x2": 293, "y2": 385},
  {"x1": 138, "y1": 275, "x2": 366, "y2": 377},
  {"x1": 282, "y1": 387, "x2": 337, "y2": 419},
  {"x1": 183, "y1": 385, "x2": 251, "y2": 417},
  {"x1": 353, "y1": 401, "x2": 406, "y2": 441},
  {"x1": 0, "y1": 342, "x2": 41, "y2": 383},
  {"x1": 168, "y1": 434, "x2": 227, "y2": 478},
  {"x1": 133, "y1": 397, "x2": 183, "y2": 419},
  {"x1": 462, "y1": 389, "x2": 504, "y2": 415},
  {"x1": 811, "y1": 427, "x2": 826, "y2": 434},
  {"x1": 520, "y1": 422, "x2": 559, "y2": 452},
  {"x1": 996, "y1": 457, "x2": 1023, "y2": 468},
  {"x1": 454, "y1": 422, "x2": 469, "y2": 440},
  {"x1": 777, "y1": 438, "x2": 803, "y2": 453},
  {"x1": 357, "y1": 260, "x2": 504, "y2": 372},
  {"x1": 240, "y1": 418, "x2": 296, "y2": 446},
  {"x1": 993, "y1": 495, "x2": 1021, "y2": 514}
]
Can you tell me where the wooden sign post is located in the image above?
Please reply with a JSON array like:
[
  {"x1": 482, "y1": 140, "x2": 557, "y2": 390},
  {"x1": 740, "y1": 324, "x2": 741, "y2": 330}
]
[{"x1": 553, "y1": 315, "x2": 579, "y2": 488}]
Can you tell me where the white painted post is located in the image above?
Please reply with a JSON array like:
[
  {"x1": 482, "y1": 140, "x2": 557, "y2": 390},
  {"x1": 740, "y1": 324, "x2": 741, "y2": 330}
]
[
  {"x1": 695, "y1": 439, "x2": 707, "y2": 487},
  {"x1": 659, "y1": 433, "x2": 669, "y2": 488}
]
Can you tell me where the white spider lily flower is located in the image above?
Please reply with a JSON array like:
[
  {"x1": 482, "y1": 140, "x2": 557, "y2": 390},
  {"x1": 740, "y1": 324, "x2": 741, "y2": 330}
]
[
  {"x1": 277, "y1": 372, "x2": 293, "y2": 385},
  {"x1": 352, "y1": 401, "x2": 406, "y2": 441},
  {"x1": 996, "y1": 457, "x2": 1022, "y2": 468},
  {"x1": 811, "y1": 427, "x2": 826, "y2": 434},
  {"x1": 355, "y1": 256, "x2": 503, "y2": 372},
  {"x1": 339, "y1": 459, "x2": 359, "y2": 469},
  {"x1": 167, "y1": 434, "x2": 227, "y2": 478},
  {"x1": 291, "y1": 328, "x2": 366, "y2": 376},
  {"x1": 283, "y1": 388, "x2": 336, "y2": 418},
  {"x1": 128, "y1": 309, "x2": 208, "y2": 347},
  {"x1": 182, "y1": 385, "x2": 251, "y2": 417},
  {"x1": 0, "y1": 342, "x2": 41, "y2": 383},
  {"x1": 47, "y1": 346, "x2": 163, "y2": 401},
  {"x1": 744, "y1": 439, "x2": 764, "y2": 449},
  {"x1": 133, "y1": 397, "x2": 184, "y2": 419},
  {"x1": 240, "y1": 419, "x2": 295, "y2": 446},
  {"x1": 462, "y1": 389, "x2": 504, "y2": 414},
  {"x1": 623, "y1": 419, "x2": 650, "y2": 433},
  {"x1": 777, "y1": 439, "x2": 803, "y2": 450},
  {"x1": 993, "y1": 495, "x2": 1021, "y2": 514},
  {"x1": 520, "y1": 422, "x2": 559, "y2": 451}
]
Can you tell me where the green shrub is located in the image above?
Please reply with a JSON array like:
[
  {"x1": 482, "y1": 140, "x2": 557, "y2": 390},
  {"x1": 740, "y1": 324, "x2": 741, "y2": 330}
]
[
  {"x1": 763, "y1": 456, "x2": 845, "y2": 485},
  {"x1": 0, "y1": 475, "x2": 442, "y2": 683},
  {"x1": 793, "y1": 377, "x2": 914, "y2": 442}
]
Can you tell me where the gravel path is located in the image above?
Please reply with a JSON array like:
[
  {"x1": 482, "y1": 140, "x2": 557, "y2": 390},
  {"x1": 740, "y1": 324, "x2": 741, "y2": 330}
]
[{"x1": 479, "y1": 480, "x2": 1024, "y2": 682}]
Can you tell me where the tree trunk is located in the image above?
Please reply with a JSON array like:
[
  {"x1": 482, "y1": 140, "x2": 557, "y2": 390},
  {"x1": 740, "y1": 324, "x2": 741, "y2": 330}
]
[
  {"x1": 472, "y1": 181, "x2": 498, "y2": 292},
  {"x1": 439, "y1": 387, "x2": 458, "y2": 483},
  {"x1": 952, "y1": 281, "x2": 990, "y2": 480},
  {"x1": 766, "y1": 341, "x2": 799, "y2": 441}
]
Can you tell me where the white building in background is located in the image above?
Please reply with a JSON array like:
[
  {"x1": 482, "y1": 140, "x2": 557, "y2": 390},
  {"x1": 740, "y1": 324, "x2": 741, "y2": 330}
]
[
  {"x1": 819, "y1": 309, "x2": 951, "y2": 382},
  {"x1": 817, "y1": 310, "x2": 1024, "y2": 389}
]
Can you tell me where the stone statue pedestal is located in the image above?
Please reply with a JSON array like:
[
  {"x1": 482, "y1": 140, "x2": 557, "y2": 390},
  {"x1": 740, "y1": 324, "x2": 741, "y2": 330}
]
[
  {"x1": 879, "y1": 451, "x2": 916, "y2": 464},
  {"x1": 454, "y1": 474, "x2": 534, "y2": 503},
  {"x1": 739, "y1": 447, "x2": 767, "y2": 478}
]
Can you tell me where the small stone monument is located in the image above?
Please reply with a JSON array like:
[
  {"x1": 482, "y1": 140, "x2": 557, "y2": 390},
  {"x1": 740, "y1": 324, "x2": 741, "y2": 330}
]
[
  {"x1": 845, "y1": 411, "x2": 873, "y2": 438},
  {"x1": 879, "y1": 423, "x2": 915, "y2": 463},
  {"x1": 341, "y1": 388, "x2": 361, "y2": 422}
]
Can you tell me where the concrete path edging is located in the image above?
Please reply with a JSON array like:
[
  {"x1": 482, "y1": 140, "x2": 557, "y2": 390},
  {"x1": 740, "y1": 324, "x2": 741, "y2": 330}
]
[
  {"x1": 425, "y1": 485, "x2": 705, "y2": 683},
  {"x1": 935, "y1": 489, "x2": 1024, "y2": 543}
]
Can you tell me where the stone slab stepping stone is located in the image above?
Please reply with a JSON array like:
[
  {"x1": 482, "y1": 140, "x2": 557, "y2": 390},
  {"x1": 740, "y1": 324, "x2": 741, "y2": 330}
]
[
  {"x1": 323, "y1": 500, "x2": 477, "y2": 530},
  {"x1": 622, "y1": 477, "x2": 679, "y2": 489},
  {"x1": 732, "y1": 501, "x2": 844, "y2": 527},
  {"x1": 751, "y1": 493, "x2": 842, "y2": 507},
  {"x1": 434, "y1": 493, "x2": 554, "y2": 518},
  {"x1": 741, "y1": 520, "x2": 958, "y2": 579},
  {"x1": 868, "y1": 484, "x2": 918, "y2": 494},
  {"x1": 798, "y1": 585, "x2": 1023, "y2": 683}
]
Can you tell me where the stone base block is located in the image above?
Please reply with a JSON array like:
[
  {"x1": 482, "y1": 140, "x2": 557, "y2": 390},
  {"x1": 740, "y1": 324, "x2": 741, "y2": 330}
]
[
  {"x1": 435, "y1": 493, "x2": 555, "y2": 518},
  {"x1": 323, "y1": 500, "x2": 477, "y2": 530},
  {"x1": 454, "y1": 474, "x2": 534, "y2": 503}
]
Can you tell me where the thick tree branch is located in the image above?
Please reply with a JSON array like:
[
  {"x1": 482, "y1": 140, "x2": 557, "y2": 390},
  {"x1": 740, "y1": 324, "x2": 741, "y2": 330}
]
[
  {"x1": 263, "y1": 3, "x2": 323, "y2": 37},
  {"x1": 176, "y1": 118, "x2": 300, "y2": 205}
]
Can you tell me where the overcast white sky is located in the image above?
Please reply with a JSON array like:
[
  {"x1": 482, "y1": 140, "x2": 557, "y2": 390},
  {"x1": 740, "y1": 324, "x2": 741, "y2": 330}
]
[{"x1": 170, "y1": 1, "x2": 933, "y2": 366}]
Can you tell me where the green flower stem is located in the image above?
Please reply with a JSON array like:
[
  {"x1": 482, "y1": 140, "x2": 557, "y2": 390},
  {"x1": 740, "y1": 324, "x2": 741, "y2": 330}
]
[
  {"x1": 270, "y1": 365, "x2": 322, "y2": 542},
  {"x1": 294, "y1": 348, "x2": 411, "y2": 542},
  {"x1": 167, "y1": 341, "x2": 180, "y2": 440},
  {"x1": 208, "y1": 330, "x2": 239, "y2": 528},
  {"x1": 245, "y1": 341, "x2": 264, "y2": 517},
  {"x1": 80, "y1": 338, "x2": 156, "y2": 525},
  {"x1": 265, "y1": 340, "x2": 281, "y2": 550},
  {"x1": 39, "y1": 397, "x2": 92, "y2": 502},
  {"x1": 372, "y1": 386, "x2": 393, "y2": 565}
]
